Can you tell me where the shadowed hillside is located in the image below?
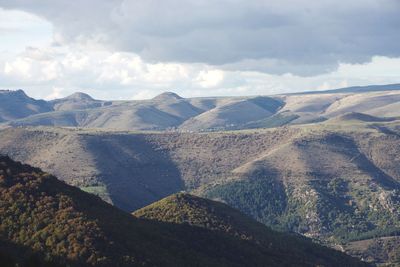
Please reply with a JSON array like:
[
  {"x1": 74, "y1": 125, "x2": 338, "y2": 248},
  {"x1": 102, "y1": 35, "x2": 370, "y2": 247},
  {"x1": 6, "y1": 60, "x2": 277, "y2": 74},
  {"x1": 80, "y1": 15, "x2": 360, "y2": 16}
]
[
  {"x1": 0, "y1": 156, "x2": 366, "y2": 267},
  {"x1": 133, "y1": 193, "x2": 367, "y2": 266},
  {"x1": 0, "y1": 90, "x2": 52, "y2": 122}
]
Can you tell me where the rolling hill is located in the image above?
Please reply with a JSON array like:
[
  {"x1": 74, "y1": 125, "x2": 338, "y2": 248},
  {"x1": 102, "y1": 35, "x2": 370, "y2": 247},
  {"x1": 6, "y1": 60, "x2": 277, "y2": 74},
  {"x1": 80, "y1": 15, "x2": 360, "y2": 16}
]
[
  {"x1": 0, "y1": 156, "x2": 365, "y2": 267},
  {"x1": 1, "y1": 118, "x2": 399, "y2": 264},
  {"x1": 50, "y1": 92, "x2": 111, "y2": 111},
  {"x1": 2, "y1": 83, "x2": 400, "y2": 131},
  {"x1": 179, "y1": 96, "x2": 283, "y2": 131},
  {"x1": 2, "y1": 83, "x2": 400, "y2": 265}
]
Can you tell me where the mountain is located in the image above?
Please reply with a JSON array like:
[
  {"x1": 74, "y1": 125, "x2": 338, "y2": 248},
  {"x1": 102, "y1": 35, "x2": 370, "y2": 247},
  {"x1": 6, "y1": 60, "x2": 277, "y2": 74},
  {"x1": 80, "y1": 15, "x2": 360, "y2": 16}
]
[
  {"x1": 0, "y1": 156, "x2": 365, "y2": 267},
  {"x1": 134, "y1": 193, "x2": 367, "y2": 266},
  {"x1": 294, "y1": 83, "x2": 400, "y2": 95},
  {"x1": 179, "y1": 96, "x2": 283, "y2": 131},
  {"x1": 151, "y1": 91, "x2": 183, "y2": 101},
  {"x1": 0, "y1": 89, "x2": 53, "y2": 122},
  {"x1": 327, "y1": 112, "x2": 399, "y2": 123},
  {"x1": 50, "y1": 92, "x2": 111, "y2": 111},
  {"x1": 1, "y1": 118, "x2": 399, "y2": 264},
  {"x1": 2, "y1": 84, "x2": 400, "y2": 265},
  {"x1": 6, "y1": 92, "x2": 205, "y2": 131},
  {"x1": 3, "y1": 84, "x2": 400, "y2": 131}
]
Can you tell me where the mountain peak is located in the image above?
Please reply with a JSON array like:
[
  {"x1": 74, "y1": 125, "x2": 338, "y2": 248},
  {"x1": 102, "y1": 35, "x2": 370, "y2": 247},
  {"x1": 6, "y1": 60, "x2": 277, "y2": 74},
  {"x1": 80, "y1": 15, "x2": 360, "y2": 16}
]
[
  {"x1": 64, "y1": 92, "x2": 94, "y2": 101},
  {"x1": 0, "y1": 89, "x2": 28, "y2": 98},
  {"x1": 152, "y1": 92, "x2": 183, "y2": 101},
  {"x1": 134, "y1": 192, "x2": 259, "y2": 235}
]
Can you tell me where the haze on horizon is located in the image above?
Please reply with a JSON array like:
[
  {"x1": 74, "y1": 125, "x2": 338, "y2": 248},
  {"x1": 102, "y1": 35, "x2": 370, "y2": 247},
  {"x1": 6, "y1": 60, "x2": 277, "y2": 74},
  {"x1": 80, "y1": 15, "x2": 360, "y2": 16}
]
[{"x1": 0, "y1": 0, "x2": 400, "y2": 100}]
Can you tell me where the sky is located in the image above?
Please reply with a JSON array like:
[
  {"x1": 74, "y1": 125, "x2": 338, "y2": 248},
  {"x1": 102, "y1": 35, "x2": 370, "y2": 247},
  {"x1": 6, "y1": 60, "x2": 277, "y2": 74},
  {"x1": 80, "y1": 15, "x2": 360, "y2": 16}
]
[{"x1": 0, "y1": 0, "x2": 400, "y2": 100}]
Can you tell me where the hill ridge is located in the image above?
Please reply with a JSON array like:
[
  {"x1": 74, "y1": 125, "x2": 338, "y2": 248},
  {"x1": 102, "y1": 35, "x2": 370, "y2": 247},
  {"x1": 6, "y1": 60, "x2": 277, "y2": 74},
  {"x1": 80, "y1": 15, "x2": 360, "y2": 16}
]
[{"x1": 0, "y1": 156, "x2": 366, "y2": 266}]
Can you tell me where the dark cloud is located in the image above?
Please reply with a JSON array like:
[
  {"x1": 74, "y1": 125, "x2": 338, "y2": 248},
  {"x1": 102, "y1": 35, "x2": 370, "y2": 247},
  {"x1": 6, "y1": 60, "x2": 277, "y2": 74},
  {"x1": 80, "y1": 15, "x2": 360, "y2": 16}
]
[{"x1": 1, "y1": 0, "x2": 399, "y2": 75}]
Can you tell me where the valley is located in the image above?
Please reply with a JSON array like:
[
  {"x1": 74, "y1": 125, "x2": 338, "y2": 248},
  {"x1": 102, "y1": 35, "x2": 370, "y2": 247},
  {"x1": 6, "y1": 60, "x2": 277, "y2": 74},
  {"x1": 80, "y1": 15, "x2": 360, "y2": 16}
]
[
  {"x1": 1, "y1": 84, "x2": 400, "y2": 265},
  {"x1": 0, "y1": 156, "x2": 364, "y2": 266}
]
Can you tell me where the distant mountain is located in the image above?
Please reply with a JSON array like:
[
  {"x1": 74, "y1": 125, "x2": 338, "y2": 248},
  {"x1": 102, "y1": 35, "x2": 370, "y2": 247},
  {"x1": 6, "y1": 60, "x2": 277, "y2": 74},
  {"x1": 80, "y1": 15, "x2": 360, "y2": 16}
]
[
  {"x1": 6, "y1": 92, "x2": 207, "y2": 131},
  {"x1": 50, "y1": 92, "x2": 111, "y2": 111},
  {"x1": 3, "y1": 84, "x2": 400, "y2": 131},
  {"x1": 0, "y1": 156, "x2": 365, "y2": 267},
  {"x1": 0, "y1": 89, "x2": 52, "y2": 122},
  {"x1": 293, "y1": 83, "x2": 400, "y2": 95},
  {"x1": 327, "y1": 112, "x2": 399, "y2": 123},
  {"x1": 151, "y1": 91, "x2": 183, "y2": 101},
  {"x1": 179, "y1": 96, "x2": 283, "y2": 131}
]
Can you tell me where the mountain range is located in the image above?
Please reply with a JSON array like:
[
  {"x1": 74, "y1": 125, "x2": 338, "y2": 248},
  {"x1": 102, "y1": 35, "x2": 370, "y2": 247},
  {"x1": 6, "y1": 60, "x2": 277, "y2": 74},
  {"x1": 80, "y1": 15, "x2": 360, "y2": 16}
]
[
  {"x1": 0, "y1": 156, "x2": 364, "y2": 266},
  {"x1": 2, "y1": 83, "x2": 400, "y2": 265},
  {"x1": 2, "y1": 83, "x2": 400, "y2": 131}
]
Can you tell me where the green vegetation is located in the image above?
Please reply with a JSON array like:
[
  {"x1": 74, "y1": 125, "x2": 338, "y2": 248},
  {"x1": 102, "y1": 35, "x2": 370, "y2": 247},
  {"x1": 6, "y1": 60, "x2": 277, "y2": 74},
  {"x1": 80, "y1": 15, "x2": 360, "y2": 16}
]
[
  {"x1": 0, "y1": 156, "x2": 367, "y2": 266},
  {"x1": 205, "y1": 174, "x2": 287, "y2": 228},
  {"x1": 80, "y1": 185, "x2": 109, "y2": 200},
  {"x1": 2, "y1": 112, "x2": 400, "y2": 265},
  {"x1": 135, "y1": 193, "x2": 368, "y2": 267},
  {"x1": 345, "y1": 236, "x2": 400, "y2": 265},
  {"x1": 205, "y1": 174, "x2": 400, "y2": 242}
]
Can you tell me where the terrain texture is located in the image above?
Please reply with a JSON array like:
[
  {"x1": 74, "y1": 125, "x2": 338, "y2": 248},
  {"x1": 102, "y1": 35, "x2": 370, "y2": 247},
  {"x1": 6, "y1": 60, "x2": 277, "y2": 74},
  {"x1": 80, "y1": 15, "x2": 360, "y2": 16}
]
[
  {"x1": 1, "y1": 84, "x2": 400, "y2": 265},
  {"x1": 0, "y1": 156, "x2": 364, "y2": 267},
  {"x1": 2, "y1": 83, "x2": 400, "y2": 131}
]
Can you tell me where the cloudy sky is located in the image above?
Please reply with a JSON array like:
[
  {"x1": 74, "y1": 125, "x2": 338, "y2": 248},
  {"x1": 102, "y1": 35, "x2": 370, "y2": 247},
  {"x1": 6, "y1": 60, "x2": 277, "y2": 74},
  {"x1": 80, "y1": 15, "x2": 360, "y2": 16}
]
[{"x1": 0, "y1": 0, "x2": 400, "y2": 100}]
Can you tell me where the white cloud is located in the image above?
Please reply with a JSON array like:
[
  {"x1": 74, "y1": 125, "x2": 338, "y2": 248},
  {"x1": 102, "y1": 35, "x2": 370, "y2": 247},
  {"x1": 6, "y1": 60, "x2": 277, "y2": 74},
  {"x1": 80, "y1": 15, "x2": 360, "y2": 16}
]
[
  {"x1": 1, "y1": 0, "x2": 399, "y2": 75},
  {"x1": 3, "y1": 48, "x2": 62, "y2": 82},
  {"x1": 0, "y1": 2, "x2": 400, "y2": 100},
  {"x1": 0, "y1": 8, "x2": 53, "y2": 53},
  {"x1": 2, "y1": 45, "x2": 400, "y2": 100},
  {"x1": 131, "y1": 90, "x2": 156, "y2": 100},
  {"x1": 44, "y1": 87, "x2": 64, "y2": 100},
  {"x1": 195, "y1": 70, "x2": 224, "y2": 88}
]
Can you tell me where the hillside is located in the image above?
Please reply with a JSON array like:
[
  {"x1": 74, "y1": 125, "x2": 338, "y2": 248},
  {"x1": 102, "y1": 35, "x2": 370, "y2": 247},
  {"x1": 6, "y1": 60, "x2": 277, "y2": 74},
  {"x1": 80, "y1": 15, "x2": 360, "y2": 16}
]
[
  {"x1": 6, "y1": 92, "x2": 207, "y2": 131},
  {"x1": 179, "y1": 96, "x2": 283, "y2": 131},
  {"x1": 0, "y1": 156, "x2": 366, "y2": 267},
  {"x1": 2, "y1": 83, "x2": 400, "y2": 131},
  {"x1": 326, "y1": 112, "x2": 399, "y2": 124},
  {"x1": 1, "y1": 120, "x2": 399, "y2": 264},
  {"x1": 50, "y1": 92, "x2": 111, "y2": 111},
  {"x1": 134, "y1": 193, "x2": 367, "y2": 266},
  {"x1": 0, "y1": 90, "x2": 52, "y2": 122},
  {"x1": 294, "y1": 83, "x2": 400, "y2": 95},
  {"x1": 0, "y1": 126, "x2": 299, "y2": 210}
]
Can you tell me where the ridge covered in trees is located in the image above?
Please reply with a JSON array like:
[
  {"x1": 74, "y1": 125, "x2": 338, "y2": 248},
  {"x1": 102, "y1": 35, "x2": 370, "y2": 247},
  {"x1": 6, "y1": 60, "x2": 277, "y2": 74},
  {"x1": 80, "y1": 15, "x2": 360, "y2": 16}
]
[{"x1": 0, "y1": 156, "x2": 368, "y2": 266}]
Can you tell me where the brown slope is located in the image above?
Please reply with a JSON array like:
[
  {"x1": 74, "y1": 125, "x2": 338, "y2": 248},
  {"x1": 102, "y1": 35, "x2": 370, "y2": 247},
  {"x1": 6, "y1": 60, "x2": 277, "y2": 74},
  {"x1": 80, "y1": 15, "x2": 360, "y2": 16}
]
[
  {"x1": 0, "y1": 156, "x2": 368, "y2": 267},
  {"x1": 134, "y1": 193, "x2": 367, "y2": 267}
]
